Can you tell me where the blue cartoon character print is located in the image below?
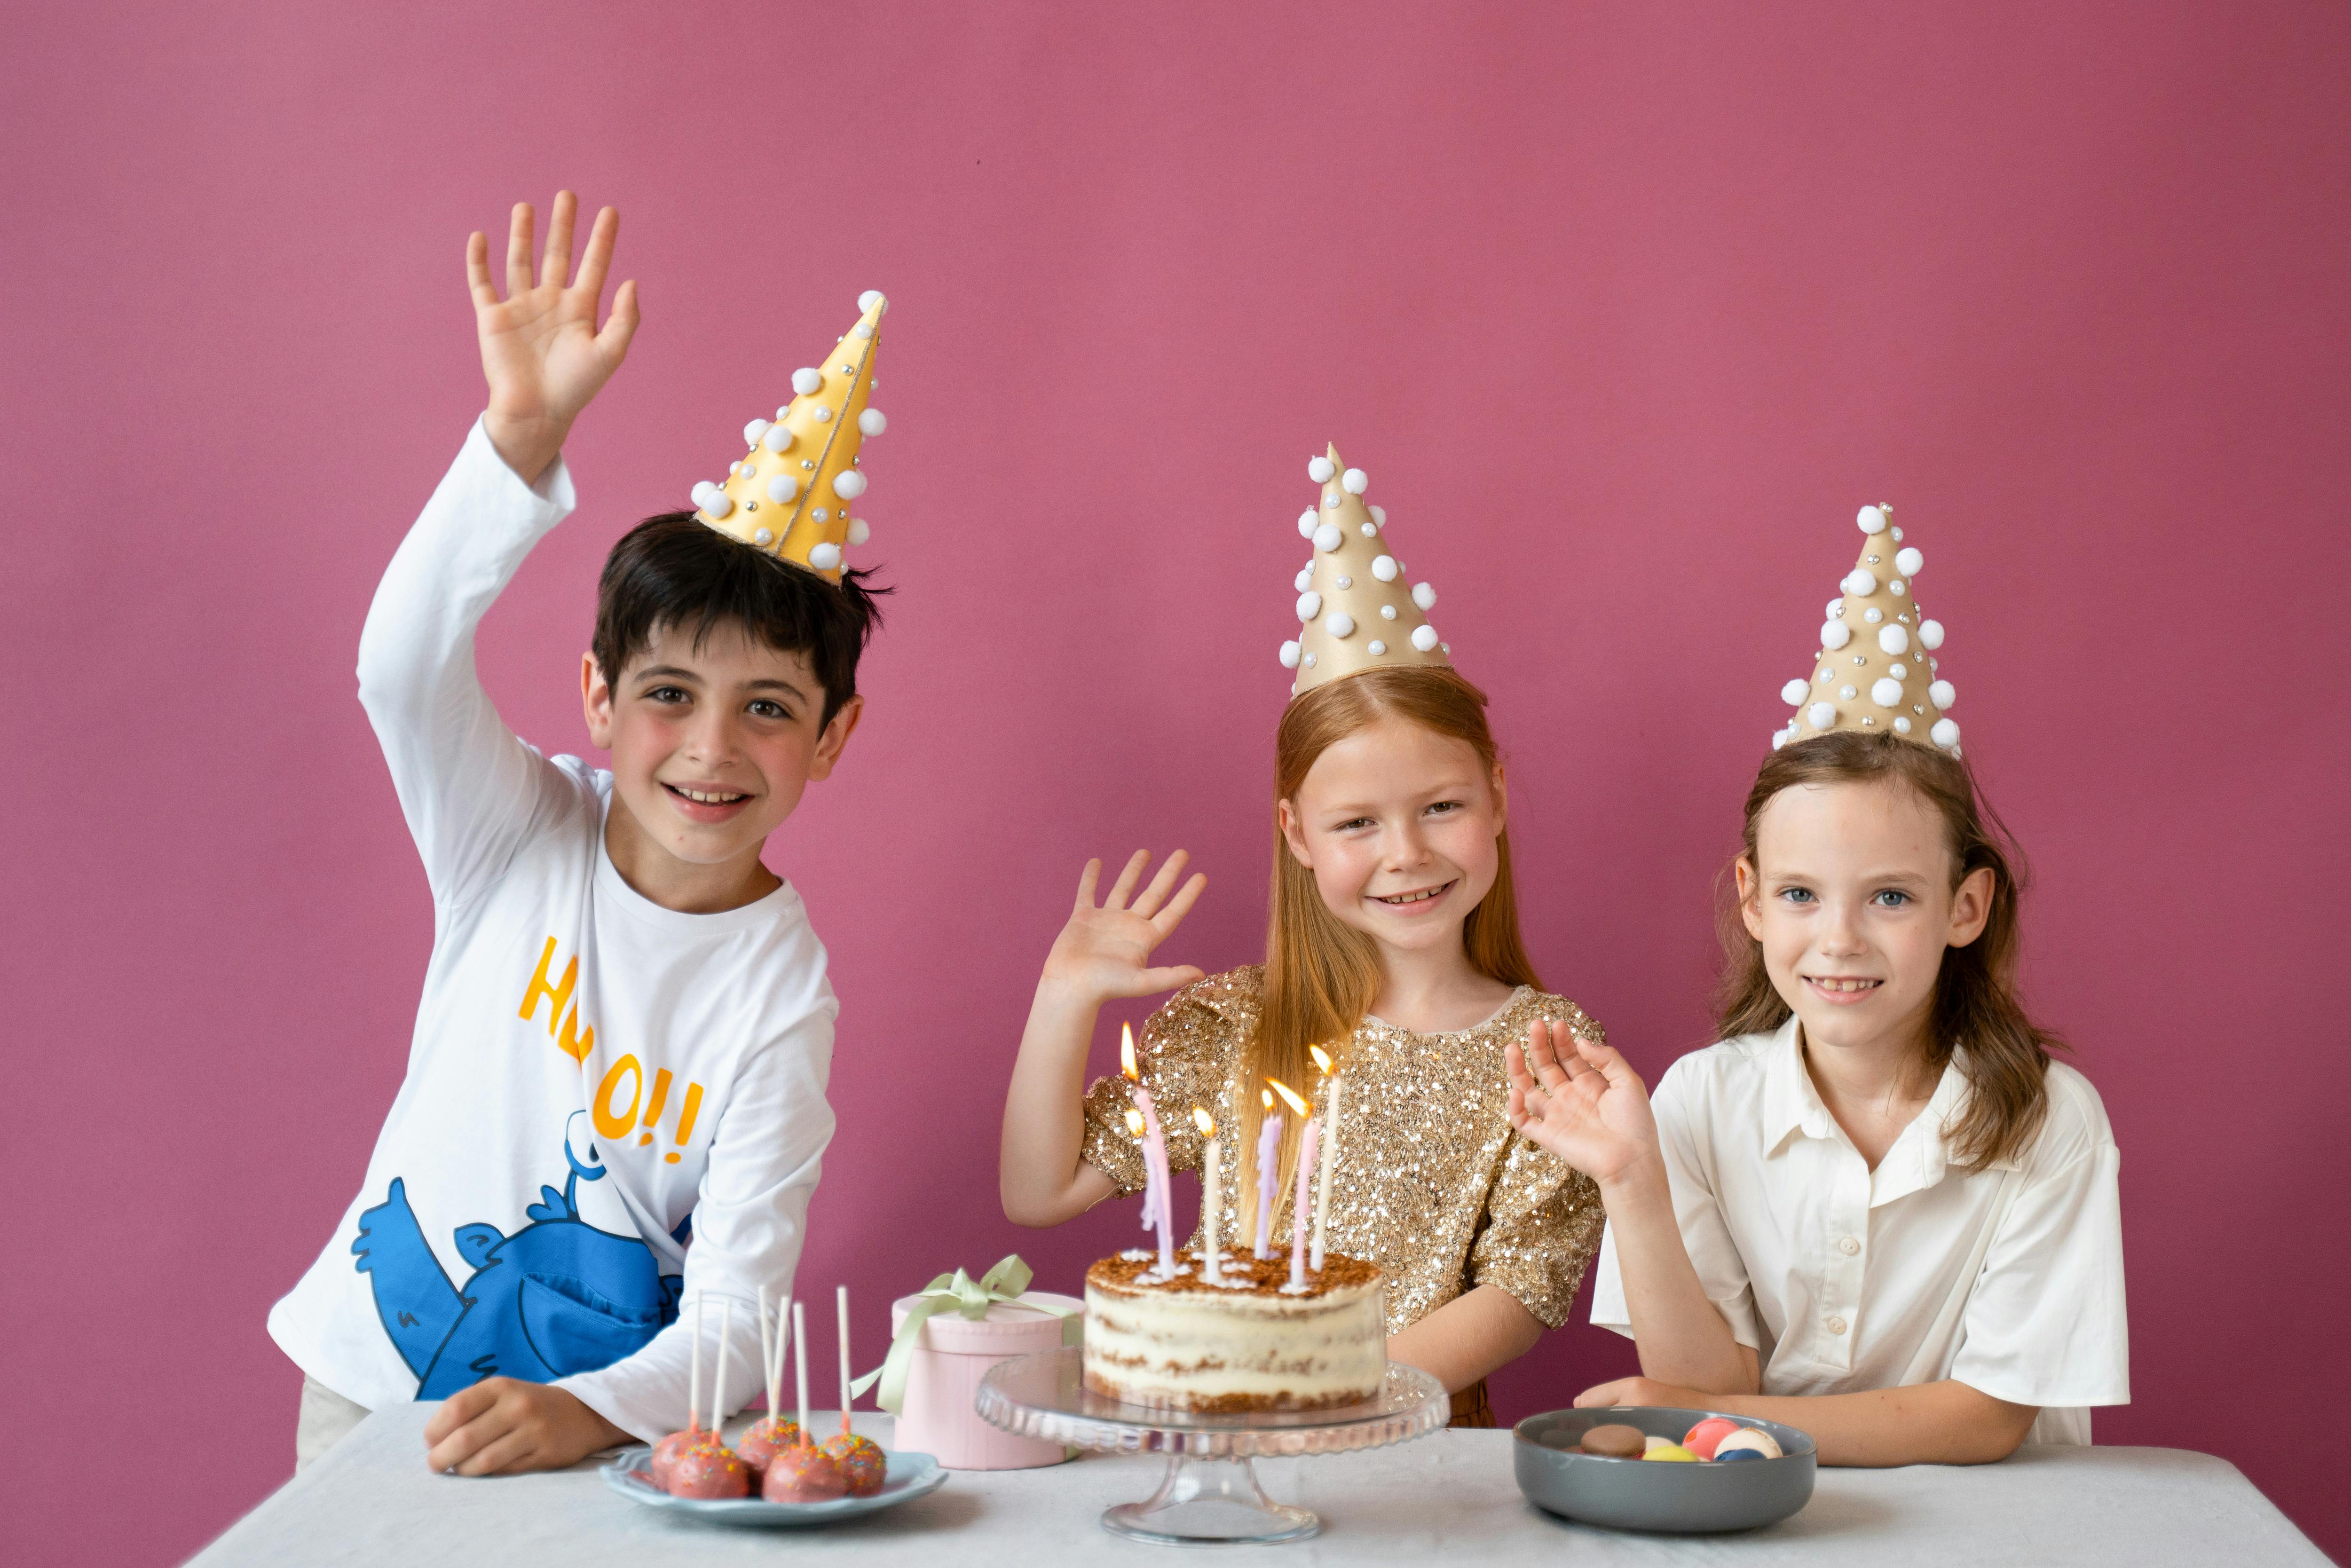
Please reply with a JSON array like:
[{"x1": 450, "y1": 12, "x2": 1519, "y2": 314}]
[{"x1": 353, "y1": 1112, "x2": 684, "y2": 1397}]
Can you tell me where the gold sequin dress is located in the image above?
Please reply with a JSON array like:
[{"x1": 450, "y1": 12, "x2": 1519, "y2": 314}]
[{"x1": 1080, "y1": 967, "x2": 1606, "y2": 1337}]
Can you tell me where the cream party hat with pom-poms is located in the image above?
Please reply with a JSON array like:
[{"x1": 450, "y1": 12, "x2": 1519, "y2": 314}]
[
  {"x1": 1769, "y1": 504, "x2": 1961, "y2": 754},
  {"x1": 687, "y1": 292, "x2": 890, "y2": 582},
  {"x1": 1278, "y1": 445, "x2": 1449, "y2": 697}
]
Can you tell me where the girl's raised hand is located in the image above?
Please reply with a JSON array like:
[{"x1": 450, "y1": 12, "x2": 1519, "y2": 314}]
[
  {"x1": 467, "y1": 192, "x2": 640, "y2": 482},
  {"x1": 1505, "y1": 1021, "x2": 1663, "y2": 1190},
  {"x1": 1041, "y1": 851, "x2": 1209, "y2": 1004}
]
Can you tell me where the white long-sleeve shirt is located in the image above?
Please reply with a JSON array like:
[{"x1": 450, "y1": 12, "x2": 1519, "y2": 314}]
[
  {"x1": 268, "y1": 418, "x2": 835, "y2": 1441},
  {"x1": 1590, "y1": 1017, "x2": 2128, "y2": 1445}
]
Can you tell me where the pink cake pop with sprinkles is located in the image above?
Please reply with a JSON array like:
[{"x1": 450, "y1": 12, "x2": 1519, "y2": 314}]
[
  {"x1": 819, "y1": 1284, "x2": 887, "y2": 1496},
  {"x1": 762, "y1": 1299, "x2": 846, "y2": 1503},
  {"x1": 667, "y1": 1298, "x2": 750, "y2": 1498},
  {"x1": 735, "y1": 1285, "x2": 800, "y2": 1472},
  {"x1": 648, "y1": 1291, "x2": 706, "y2": 1489}
]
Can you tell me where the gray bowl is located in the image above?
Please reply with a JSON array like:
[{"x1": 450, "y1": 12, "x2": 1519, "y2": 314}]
[{"x1": 1513, "y1": 1406, "x2": 1815, "y2": 1534}]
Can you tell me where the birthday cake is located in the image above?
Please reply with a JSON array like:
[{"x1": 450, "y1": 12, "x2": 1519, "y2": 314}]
[{"x1": 1081, "y1": 1250, "x2": 1387, "y2": 1413}]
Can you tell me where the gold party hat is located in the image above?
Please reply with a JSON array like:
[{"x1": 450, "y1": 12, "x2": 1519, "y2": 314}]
[
  {"x1": 1771, "y1": 504, "x2": 1960, "y2": 754},
  {"x1": 1279, "y1": 444, "x2": 1450, "y2": 697},
  {"x1": 688, "y1": 292, "x2": 889, "y2": 581}
]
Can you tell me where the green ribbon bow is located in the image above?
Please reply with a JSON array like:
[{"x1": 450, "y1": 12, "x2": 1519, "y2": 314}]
[{"x1": 851, "y1": 1254, "x2": 1081, "y2": 1416}]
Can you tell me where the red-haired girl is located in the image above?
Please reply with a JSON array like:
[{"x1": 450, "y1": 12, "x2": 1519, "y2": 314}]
[
  {"x1": 999, "y1": 452, "x2": 1604, "y2": 1426},
  {"x1": 1507, "y1": 506, "x2": 2128, "y2": 1465}
]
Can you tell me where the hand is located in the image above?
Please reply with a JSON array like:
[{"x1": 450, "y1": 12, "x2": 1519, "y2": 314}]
[
  {"x1": 1041, "y1": 851, "x2": 1208, "y2": 1006},
  {"x1": 467, "y1": 192, "x2": 640, "y2": 483},
  {"x1": 1575, "y1": 1374, "x2": 1705, "y2": 1410},
  {"x1": 422, "y1": 1378, "x2": 630, "y2": 1475},
  {"x1": 1505, "y1": 1021, "x2": 1663, "y2": 1190}
]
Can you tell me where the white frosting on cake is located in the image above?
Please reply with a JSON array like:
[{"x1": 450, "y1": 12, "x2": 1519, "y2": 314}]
[{"x1": 1082, "y1": 1254, "x2": 1386, "y2": 1412}]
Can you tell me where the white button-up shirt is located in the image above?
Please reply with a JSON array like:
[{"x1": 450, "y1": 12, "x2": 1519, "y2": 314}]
[{"x1": 1591, "y1": 1017, "x2": 2128, "y2": 1444}]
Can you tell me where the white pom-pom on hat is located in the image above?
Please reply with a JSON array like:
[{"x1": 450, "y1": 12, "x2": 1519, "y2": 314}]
[
  {"x1": 809, "y1": 542, "x2": 843, "y2": 571},
  {"x1": 1858, "y1": 505, "x2": 1887, "y2": 534},
  {"x1": 1308, "y1": 456, "x2": 1336, "y2": 483},
  {"x1": 832, "y1": 469, "x2": 868, "y2": 500},
  {"x1": 1412, "y1": 582, "x2": 1436, "y2": 611},
  {"x1": 1372, "y1": 555, "x2": 1399, "y2": 582},
  {"x1": 1929, "y1": 679, "x2": 1955, "y2": 710},
  {"x1": 1370, "y1": 505, "x2": 1386, "y2": 525},
  {"x1": 1931, "y1": 718, "x2": 1961, "y2": 749},
  {"x1": 1341, "y1": 467, "x2": 1368, "y2": 494},
  {"x1": 1294, "y1": 568, "x2": 1314, "y2": 592},
  {"x1": 762, "y1": 424, "x2": 794, "y2": 453},
  {"x1": 1298, "y1": 508, "x2": 1319, "y2": 538},
  {"x1": 743, "y1": 418, "x2": 771, "y2": 447},
  {"x1": 1878, "y1": 624, "x2": 1910, "y2": 655},
  {"x1": 846, "y1": 518, "x2": 870, "y2": 546},
  {"x1": 1918, "y1": 619, "x2": 1945, "y2": 650},
  {"x1": 1279, "y1": 640, "x2": 1302, "y2": 670},
  {"x1": 858, "y1": 408, "x2": 887, "y2": 437},
  {"x1": 1781, "y1": 679, "x2": 1808, "y2": 706},
  {"x1": 858, "y1": 289, "x2": 886, "y2": 312},
  {"x1": 1844, "y1": 568, "x2": 1878, "y2": 597},
  {"x1": 703, "y1": 492, "x2": 734, "y2": 520},
  {"x1": 1871, "y1": 678, "x2": 1905, "y2": 707},
  {"x1": 691, "y1": 481, "x2": 720, "y2": 509},
  {"x1": 1410, "y1": 624, "x2": 1440, "y2": 652},
  {"x1": 1821, "y1": 619, "x2": 1852, "y2": 650},
  {"x1": 1895, "y1": 546, "x2": 1922, "y2": 576},
  {"x1": 1295, "y1": 591, "x2": 1323, "y2": 622},
  {"x1": 791, "y1": 367, "x2": 824, "y2": 395},
  {"x1": 1807, "y1": 701, "x2": 1837, "y2": 730},
  {"x1": 1773, "y1": 729, "x2": 1790, "y2": 751},
  {"x1": 1325, "y1": 612, "x2": 1356, "y2": 638},
  {"x1": 1314, "y1": 522, "x2": 1344, "y2": 552},
  {"x1": 766, "y1": 475, "x2": 799, "y2": 504}
]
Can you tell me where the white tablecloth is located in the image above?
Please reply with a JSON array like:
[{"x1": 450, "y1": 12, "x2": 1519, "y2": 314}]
[{"x1": 187, "y1": 1404, "x2": 2324, "y2": 1567}]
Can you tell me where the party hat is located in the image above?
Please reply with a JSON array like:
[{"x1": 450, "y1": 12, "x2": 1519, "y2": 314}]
[
  {"x1": 687, "y1": 292, "x2": 890, "y2": 581},
  {"x1": 1278, "y1": 445, "x2": 1448, "y2": 697},
  {"x1": 1770, "y1": 504, "x2": 1960, "y2": 754}
]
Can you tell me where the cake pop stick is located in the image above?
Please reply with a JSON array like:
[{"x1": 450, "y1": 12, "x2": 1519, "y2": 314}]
[
  {"x1": 714, "y1": 1297, "x2": 734, "y2": 1438},
  {"x1": 794, "y1": 1300, "x2": 812, "y2": 1446},
  {"x1": 836, "y1": 1284, "x2": 854, "y2": 1435},
  {"x1": 689, "y1": 1290, "x2": 704, "y2": 1434},
  {"x1": 757, "y1": 1284, "x2": 771, "y2": 1412},
  {"x1": 767, "y1": 1292, "x2": 790, "y2": 1419}
]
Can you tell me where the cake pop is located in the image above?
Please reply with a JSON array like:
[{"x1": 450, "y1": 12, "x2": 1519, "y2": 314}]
[
  {"x1": 736, "y1": 1287, "x2": 799, "y2": 1471},
  {"x1": 820, "y1": 1284, "x2": 887, "y2": 1496},
  {"x1": 762, "y1": 1300, "x2": 847, "y2": 1503},
  {"x1": 649, "y1": 1291, "x2": 707, "y2": 1489},
  {"x1": 666, "y1": 1298, "x2": 749, "y2": 1498}
]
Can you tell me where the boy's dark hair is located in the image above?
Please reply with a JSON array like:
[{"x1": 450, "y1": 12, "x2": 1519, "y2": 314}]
[{"x1": 592, "y1": 514, "x2": 886, "y2": 727}]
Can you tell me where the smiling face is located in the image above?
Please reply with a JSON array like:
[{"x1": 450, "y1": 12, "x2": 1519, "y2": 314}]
[
  {"x1": 1736, "y1": 777, "x2": 1993, "y2": 1059},
  {"x1": 1277, "y1": 717, "x2": 1506, "y2": 960},
  {"x1": 582, "y1": 618, "x2": 861, "y2": 911}
]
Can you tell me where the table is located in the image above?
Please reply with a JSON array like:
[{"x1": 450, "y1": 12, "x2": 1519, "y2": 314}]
[{"x1": 187, "y1": 1404, "x2": 2325, "y2": 1566}]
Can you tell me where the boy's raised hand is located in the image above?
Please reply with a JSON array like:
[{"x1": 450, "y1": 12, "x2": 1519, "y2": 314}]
[
  {"x1": 468, "y1": 192, "x2": 640, "y2": 483},
  {"x1": 1041, "y1": 851, "x2": 1208, "y2": 1004},
  {"x1": 1506, "y1": 1021, "x2": 1664, "y2": 1190}
]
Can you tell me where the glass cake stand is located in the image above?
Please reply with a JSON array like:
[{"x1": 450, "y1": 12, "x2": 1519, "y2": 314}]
[{"x1": 976, "y1": 1345, "x2": 1449, "y2": 1545}]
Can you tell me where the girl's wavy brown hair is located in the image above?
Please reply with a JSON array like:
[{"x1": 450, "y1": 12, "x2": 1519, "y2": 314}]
[
  {"x1": 1717, "y1": 729, "x2": 2063, "y2": 1169},
  {"x1": 1232, "y1": 665, "x2": 1542, "y2": 1247}
]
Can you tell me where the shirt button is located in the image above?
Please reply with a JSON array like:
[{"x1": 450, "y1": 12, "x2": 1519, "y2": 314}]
[
  {"x1": 1838, "y1": 1237, "x2": 1861, "y2": 1256},
  {"x1": 1826, "y1": 1316, "x2": 1848, "y2": 1336}
]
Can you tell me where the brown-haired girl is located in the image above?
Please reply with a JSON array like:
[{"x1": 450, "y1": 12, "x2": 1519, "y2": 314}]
[
  {"x1": 999, "y1": 452, "x2": 1605, "y2": 1425},
  {"x1": 1506, "y1": 505, "x2": 2127, "y2": 1465}
]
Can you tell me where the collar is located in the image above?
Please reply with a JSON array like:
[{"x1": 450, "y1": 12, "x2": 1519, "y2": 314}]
[{"x1": 1763, "y1": 1017, "x2": 2022, "y2": 1200}]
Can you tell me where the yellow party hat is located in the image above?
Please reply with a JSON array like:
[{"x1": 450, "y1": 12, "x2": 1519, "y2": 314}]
[
  {"x1": 1279, "y1": 445, "x2": 1450, "y2": 697},
  {"x1": 688, "y1": 292, "x2": 889, "y2": 581},
  {"x1": 1770, "y1": 504, "x2": 1960, "y2": 754}
]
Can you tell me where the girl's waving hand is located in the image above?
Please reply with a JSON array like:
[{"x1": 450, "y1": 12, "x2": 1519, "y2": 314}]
[
  {"x1": 1507, "y1": 1020, "x2": 1663, "y2": 1188},
  {"x1": 1042, "y1": 851, "x2": 1209, "y2": 1004}
]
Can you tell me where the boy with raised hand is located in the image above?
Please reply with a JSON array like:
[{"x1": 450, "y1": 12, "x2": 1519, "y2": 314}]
[{"x1": 268, "y1": 193, "x2": 881, "y2": 1475}]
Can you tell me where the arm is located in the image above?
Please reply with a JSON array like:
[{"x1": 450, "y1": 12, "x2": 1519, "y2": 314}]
[
  {"x1": 1000, "y1": 851, "x2": 1207, "y2": 1227},
  {"x1": 360, "y1": 195, "x2": 640, "y2": 909},
  {"x1": 1388, "y1": 1284, "x2": 1544, "y2": 1395},
  {"x1": 1574, "y1": 1374, "x2": 2038, "y2": 1467}
]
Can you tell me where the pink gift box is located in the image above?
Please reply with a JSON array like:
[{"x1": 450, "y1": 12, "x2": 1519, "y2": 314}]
[{"x1": 889, "y1": 1290, "x2": 1083, "y2": 1470}]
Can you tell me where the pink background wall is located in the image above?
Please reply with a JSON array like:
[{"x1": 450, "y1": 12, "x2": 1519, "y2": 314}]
[{"x1": 5, "y1": 3, "x2": 2346, "y2": 1562}]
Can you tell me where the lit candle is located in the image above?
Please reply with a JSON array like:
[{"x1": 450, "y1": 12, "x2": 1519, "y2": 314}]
[
  {"x1": 1268, "y1": 1078, "x2": 1315, "y2": 1286},
  {"x1": 1122, "y1": 1023, "x2": 1176, "y2": 1277},
  {"x1": 1193, "y1": 1106, "x2": 1220, "y2": 1282},
  {"x1": 1254, "y1": 1087, "x2": 1283, "y2": 1259},
  {"x1": 1124, "y1": 1106, "x2": 1156, "y2": 1237},
  {"x1": 1309, "y1": 1046, "x2": 1342, "y2": 1271}
]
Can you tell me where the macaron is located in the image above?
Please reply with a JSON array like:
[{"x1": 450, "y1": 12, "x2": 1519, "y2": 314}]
[
  {"x1": 1643, "y1": 1443, "x2": 1701, "y2": 1462},
  {"x1": 1715, "y1": 1447, "x2": 1766, "y2": 1462},
  {"x1": 1682, "y1": 1416, "x2": 1741, "y2": 1458},
  {"x1": 1578, "y1": 1423, "x2": 1647, "y2": 1458},
  {"x1": 1713, "y1": 1427, "x2": 1784, "y2": 1460}
]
